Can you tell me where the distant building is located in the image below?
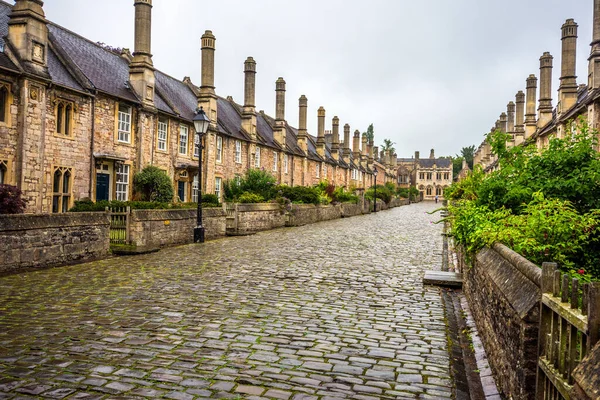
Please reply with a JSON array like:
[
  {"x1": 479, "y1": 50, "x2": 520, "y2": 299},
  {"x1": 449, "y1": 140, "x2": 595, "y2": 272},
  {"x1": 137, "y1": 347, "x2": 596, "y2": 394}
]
[{"x1": 397, "y1": 149, "x2": 452, "y2": 201}]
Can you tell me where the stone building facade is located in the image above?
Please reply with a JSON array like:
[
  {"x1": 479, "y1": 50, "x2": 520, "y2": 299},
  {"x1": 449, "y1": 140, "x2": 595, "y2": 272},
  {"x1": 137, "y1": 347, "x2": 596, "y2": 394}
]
[
  {"x1": 474, "y1": 0, "x2": 600, "y2": 170},
  {"x1": 397, "y1": 149, "x2": 452, "y2": 201},
  {"x1": 0, "y1": 0, "x2": 397, "y2": 214}
]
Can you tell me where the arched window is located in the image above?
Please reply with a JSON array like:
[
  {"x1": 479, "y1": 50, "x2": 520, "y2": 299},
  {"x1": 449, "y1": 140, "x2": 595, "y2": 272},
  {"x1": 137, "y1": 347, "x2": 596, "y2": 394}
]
[
  {"x1": 56, "y1": 101, "x2": 75, "y2": 136},
  {"x1": 0, "y1": 160, "x2": 7, "y2": 184},
  {"x1": 426, "y1": 187, "x2": 432, "y2": 196},
  {"x1": 52, "y1": 167, "x2": 72, "y2": 213},
  {"x1": 0, "y1": 85, "x2": 9, "y2": 123}
]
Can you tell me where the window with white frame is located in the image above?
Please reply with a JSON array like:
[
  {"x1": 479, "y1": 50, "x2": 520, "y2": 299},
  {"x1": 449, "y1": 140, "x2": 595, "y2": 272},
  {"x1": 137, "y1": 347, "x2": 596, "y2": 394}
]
[
  {"x1": 116, "y1": 163, "x2": 130, "y2": 201},
  {"x1": 273, "y1": 152, "x2": 278, "y2": 172},
  {"x1": 52, "y1": 167, "x2": 72, "y2": 213},
  {"x1": 323, "y1": 163, "x2": 327, "y2": 177},
  {"x1": 215, "y1": 177, "x2": 222, "y2": 200},
  {"x1": 157, "y1": 118, "x2": 168, "y2": 151},
  {"x1": 192, "y1": 174, "x2": 199, "y2": 203},
  {"x1": 179, "y1": 125, "x2": 189, "y2": 155},
  {"x1": 216, "y1": 136, "x2": 223, "y2": 163},
  {"x1": 283, "y1": 154, "x2": 288, "y2": 174},
  {"x1": 255, "y1": 147, "x2": 261, "y2": 168},
  {"x1": 118, "y1": 104, "x2": 132, "y2": 143},
  {"x1": 235, "y1": 140, "x2": 242, "y2": 163},
  {"x1": 194, "y1": 132, "x2": 200, "y2": 158},
  {"x1": 316, "y1": 163, "x2": 320, "y2": 178}
]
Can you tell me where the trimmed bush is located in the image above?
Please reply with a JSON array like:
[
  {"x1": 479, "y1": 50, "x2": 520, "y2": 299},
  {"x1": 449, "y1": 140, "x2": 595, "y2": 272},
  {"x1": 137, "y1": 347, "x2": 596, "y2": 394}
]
[
  {"x1": 276, "y1": 185, "x2": 320, "y2": 205},
  {"x1": 133, "y1": 166, "x2": 174, "y2": 203},
  {"x1": 238, "y1": 192, "x2": 264, "y2": 203},
  {"x1": 0, "y1": 184, "x2": 27, "y2": 214}
]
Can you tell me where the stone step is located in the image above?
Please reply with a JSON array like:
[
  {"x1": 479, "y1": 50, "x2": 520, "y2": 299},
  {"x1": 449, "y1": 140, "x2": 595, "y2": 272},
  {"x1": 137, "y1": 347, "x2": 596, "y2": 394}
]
[{"x1": 423, "y1": 271, "x2": 463, "y2": 288}]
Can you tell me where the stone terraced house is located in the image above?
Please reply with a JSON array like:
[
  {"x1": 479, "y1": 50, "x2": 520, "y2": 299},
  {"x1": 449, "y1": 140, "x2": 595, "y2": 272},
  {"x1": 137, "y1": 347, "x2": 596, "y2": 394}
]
[
  {"x1": 0, "y1": 0, "x2": 397, "y2": 214},
  {"x1": 474, "y1": 0, "x2": 600, "y2": 171},
  {"x1": 397, "y1": 149, "x2": 452, "y2": 201}
]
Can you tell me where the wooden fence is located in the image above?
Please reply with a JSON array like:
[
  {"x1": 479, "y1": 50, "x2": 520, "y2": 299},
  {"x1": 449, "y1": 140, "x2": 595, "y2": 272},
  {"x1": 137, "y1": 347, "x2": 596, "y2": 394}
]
[
  {"x1": 536, "y1": 262, "x2": 600, "y2": 400},
  {"x1": 106, "y1": 206, "x2": 130, "y2": 244}
]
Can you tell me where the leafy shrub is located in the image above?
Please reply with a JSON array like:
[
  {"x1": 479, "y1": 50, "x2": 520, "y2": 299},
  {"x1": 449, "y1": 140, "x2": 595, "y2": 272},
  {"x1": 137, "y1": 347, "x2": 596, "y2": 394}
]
[
  {"x1": 332, "y1": 187, "x2": 358, "y2": 203},
  {"x1": 366, "y1": 184, "x2": 394, "y2": 204},
  {"x1": 276, "y1": 185, "x2": 320, "y2": 205},
  {"x1": 238, "y1": 192, "x2": 264, "y2": 203},
  {"x1": 396, "y1": 188, "x2": 409, "y2": 198},
  {"x1": 201, "y1": 193, "x2": 220, "y2": 205},
  {"x1": 133, "y1": 166, "x2": 174, "y2": 203},
  {"x1": 0, "y1": 184, "x2": 27, "y2": 214},
  {"x1": 69, "y1": 200, "x2": 198, "y2": 212},
  {"x1": 223, "y1": 169, "x2": 276, "y2": 202}
]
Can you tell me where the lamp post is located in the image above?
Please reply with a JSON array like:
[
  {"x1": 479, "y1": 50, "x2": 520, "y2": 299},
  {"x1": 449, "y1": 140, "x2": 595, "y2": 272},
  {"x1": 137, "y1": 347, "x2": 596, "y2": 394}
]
[
  {"x1": 373, "y1": 167, "x2": 378, "y2": 213},
  {"x1": 193, "y1": 107, "x2": 211, "y2": 243}
]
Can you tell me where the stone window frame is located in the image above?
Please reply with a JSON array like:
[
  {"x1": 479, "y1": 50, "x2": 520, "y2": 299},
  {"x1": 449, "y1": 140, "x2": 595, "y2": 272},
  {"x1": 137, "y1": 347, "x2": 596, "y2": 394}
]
[
  {"x1": 115, "y1": 162, "x2": 131, "y2": 201},
  {"x1": 426, "y1": 172, "x2": 433, "y2": 180},
  {"x1": 273, "y1": 152, "x2": 278, "y2": 172},
  {"x1": 235, "y1": 140, "x2": 242, "y2": 164},
  {"x1": 179, "y1": 125, "x2": 189, "y2": 155},
  {"x1": 0, "y1": 81, "x2": 13, "y2": 127},
  {"x1": 193, "y1": 131, "x2": 200, "y2": 159},
  {"x1": 52, "y1": 166, "x2": 73, "y2": 213},
  {"x1": 215, "y1": 176, "x2": 222, "y2": 201},
  {"x1": 254, "y1": 146, "x2": 261, "y2": 168},
  {"x1": 426, "y1": 186, "x2": 433, "y2": 196},
  {"x1": 216, "y1": 136, "x2": 223, "y2": 164},
  {"x1": 0, "y1": 159, "x2": 9, "y2": 185},
  {"x1": 283, "y1": 154, "x2": 288, "y2": 174},
  {"x1": 116, "y1": 103, "x2": 133, "y2": 144},
  {"x1": 156, "y1": 117, "x2": 168, "y2": 152},
  {"x1": 322, "y1": 162, "x2": 327, "y2": 178},
  {"x1": 54, "y1": 99, "x2": 77, "y2": 139},
  {"x1": 316, "y1": 162, "x2": 320, "y2": 178}
]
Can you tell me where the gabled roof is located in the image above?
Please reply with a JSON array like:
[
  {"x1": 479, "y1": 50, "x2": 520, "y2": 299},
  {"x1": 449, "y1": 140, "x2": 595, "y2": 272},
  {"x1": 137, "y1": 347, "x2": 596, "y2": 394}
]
[
  {"x1": 417, "y1": 158, "x2": 452, "y2": 168},
  {"x1": 0, "y1": 2, "x2": 22, "y2": 73}
]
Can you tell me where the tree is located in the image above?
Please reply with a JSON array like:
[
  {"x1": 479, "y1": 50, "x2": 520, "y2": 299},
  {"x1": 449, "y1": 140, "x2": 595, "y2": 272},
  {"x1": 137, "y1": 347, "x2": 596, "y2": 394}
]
[
  {"x1": 0, "y1": 185, "x2": 27, "y2": 214},
  {"x1": 381, "y1": 139, "x2": 396, "y2": 154},
  {"x1": 363, "y1": 124, "x2": 374, "y2": 142},
  {"x1": 452, "y1": 156, "x2": 464, "y2": 177},
  {"x1": 133, "y1": 166, "x2": 174, "y2": 203},
  {"x1": 460, "y1": 145, "x2": 476, "y2": 169}
]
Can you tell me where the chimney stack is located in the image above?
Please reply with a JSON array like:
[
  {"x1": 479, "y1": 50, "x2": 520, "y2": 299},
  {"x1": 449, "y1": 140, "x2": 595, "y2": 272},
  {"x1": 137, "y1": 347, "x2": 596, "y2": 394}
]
[
  {"x1": 373, "y1": 146, "x2": 379, "y2": 161},
  {"x1": 242, "y1": 57, "x2": 257, "y2": 139},
  {"x1": 199, "y1": 30, "x2": 217, "y2": 123},
  {"x1": 331, "y1": 116, "x2": 340, "y2": 161},
  {"x1": 343, "y1": 124, "x2": 351, "y2": 162},
  {"x1": 559, "y1": 19, "x2": 579, "y2": 114},
  {"x1": 415, "y1": 151, "x2": 420, "y2": 160},
  {"x1": 525, "y1": 74, "x2": 538, "y2": 139},
  {"x1": 274, "y1": 78, "x2": 286, "y2": 147},
  {"x1": 297, "y1": 95, "x2": 308, "y2": 152},
  {"x1": 128, "y1": 0, "x2": 155, "y2": 108},
  {"x1": 361, "y1": 134, "x2": 368, "y2": 159},
  {"x1": 499, "y1": 113, "x2": 508, "y2": 133},
  {"x1": 507, "y1": 102, "x2": 515, "y2": 133},
  {"x1": 317, "y1": 107, "x2": 326, "y2": 156},
  {"x1": 8, "y1": 0, "x2": 49, "y2": 75},
  {"x1": 368, "y1": 140, "x2": 374, "y2": 164},
  {"x1": 538, "y1": 52, "x2": 554, "y2": 128},
  {"x1": 515, "y1": 91, "x2": 525, "y2": 134},
  {"x1": 353, "y1": 130, "x2": 361, "y2": 159},
  {"x1": 590, "y1": 0, "x2": 600, "y2": 89},
  {"x1": 430, "y1": 149, "x2": 435, "y2": 159}
]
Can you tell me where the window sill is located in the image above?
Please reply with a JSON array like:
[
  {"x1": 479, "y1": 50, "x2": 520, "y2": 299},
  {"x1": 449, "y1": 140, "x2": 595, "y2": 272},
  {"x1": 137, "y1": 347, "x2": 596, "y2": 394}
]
[{"x1": 53, "y1": 133, "x2": 76, "y2": 141}]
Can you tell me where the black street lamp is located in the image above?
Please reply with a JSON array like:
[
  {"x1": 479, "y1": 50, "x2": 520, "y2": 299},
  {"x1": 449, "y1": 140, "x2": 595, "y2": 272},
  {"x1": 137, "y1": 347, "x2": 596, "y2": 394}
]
[
  {"x1": 373, "y1": 167, "x2": 378, "y2": 213},
  {"x1": 193, "y1": 107, "x2": 211, "y2": 243}
]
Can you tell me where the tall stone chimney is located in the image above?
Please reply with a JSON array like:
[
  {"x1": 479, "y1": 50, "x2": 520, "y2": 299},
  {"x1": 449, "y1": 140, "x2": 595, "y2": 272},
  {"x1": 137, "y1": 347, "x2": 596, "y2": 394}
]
[
  {"x1": 499, "y1": 113, "x2": 508, "y2": 133},
  {"x1": 507, "y1": 102, "x2": 515, "y2": 133},
  {"x1": 429, "y1": 149, "x2": 435, "y2": 159},
  {"x1": 343, "y1": 123, "x2": 351, "y2": 162},
  {"x1": 590, "y1": 0, "x2": 600, "y2": 89},
  {"x1": 415, "y1": 151, "x2": 420, "y2": 160},
  {"x1": 353, "y1": 130, "x2": 361, "y2": 159},
  {"x1": 525, "y1": 74, "x2": 538, "y2": 139},
  {"x1": 199, "y1": 30, "x2": 217, "y2": 124},
  {"x1": 128, "y1": 0, "x2": 155, "y2": 109},
  {"x1": 515, "y1": 91, "x2": 525, "y2": 134},
  {"x1": 274, "y1": 77, "x2": 286, "y2": 147},
  {"x1": 316, "y1": 107, "x2": 326, "y2": 156},
  {"x1": 297, "y1": 95, "x2": 308, "y2": 152},
  {"x1": 8, "y1": 0, "x2": 49, "y2": 76},
  {"x1": 559, "y1": 19, "x2": 578, "y2": 114},
  {"x1": 361, "y1": 134, "x2": 368, "y2": 167},
  {"x1": 373, "y1": 146, "x2": 379, "y2": 161},
  {"x1": 242, "y1": 57, "x2": 257, "y2": 140},
  {"x1": 331, "y1": 117, "x2": 340, "y2": 161},
  {"x1": 538, "y1": 52, "x2": 554, "y2": 128},
  {"x1": 367, "y1": 140, "x2": 374, "y2": 164}
]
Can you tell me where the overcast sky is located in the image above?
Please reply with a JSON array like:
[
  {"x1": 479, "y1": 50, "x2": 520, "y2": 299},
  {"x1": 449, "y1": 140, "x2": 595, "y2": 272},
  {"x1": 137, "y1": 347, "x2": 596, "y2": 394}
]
[{"x1": 41, "y1": 0, "x2": 592, "y2": 158}]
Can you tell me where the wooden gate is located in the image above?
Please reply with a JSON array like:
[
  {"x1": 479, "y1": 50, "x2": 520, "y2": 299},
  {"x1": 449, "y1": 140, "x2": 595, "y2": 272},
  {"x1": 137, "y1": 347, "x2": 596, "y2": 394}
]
[
  {"x1": 536, "y1": 262, "x2": 600, "y2": 399},
  {"x1": 106, "y1": 206, "x2": 130, "y2": 244}
]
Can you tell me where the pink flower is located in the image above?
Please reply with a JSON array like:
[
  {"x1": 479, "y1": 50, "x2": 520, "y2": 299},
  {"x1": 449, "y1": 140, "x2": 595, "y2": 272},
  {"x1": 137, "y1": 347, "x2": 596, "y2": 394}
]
[{"x1": 577, "y1": 269, "x2": 585, "y2": 275}]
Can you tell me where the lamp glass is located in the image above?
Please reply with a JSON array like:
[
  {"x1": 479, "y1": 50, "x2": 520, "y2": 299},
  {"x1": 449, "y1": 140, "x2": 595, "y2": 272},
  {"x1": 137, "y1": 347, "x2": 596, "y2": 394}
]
[{"x1": 193, "y1": 108, "x2": 210, "y2": 134}]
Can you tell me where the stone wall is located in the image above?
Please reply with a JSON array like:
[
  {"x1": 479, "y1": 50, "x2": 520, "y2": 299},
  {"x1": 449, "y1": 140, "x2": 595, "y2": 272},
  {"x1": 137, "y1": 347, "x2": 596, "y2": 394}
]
[
  {"x1": 129, "y1": 208, "x2": 226, "y2": 247},
  {"x1": 0, "y1": 213, "x2": 110, "y2": 275},
  {"x1": 235, "y1": 203, "x2": 286, "y2": 234},
  {"x1": 463, "y1": 243, "x2": 542, "y2": 400},
  {"x1": 341, "y1": 203, "x2": 362, "y2": 217},
  {"x1": 571, "y1": 342, "x2": 600, "y2": 400}
]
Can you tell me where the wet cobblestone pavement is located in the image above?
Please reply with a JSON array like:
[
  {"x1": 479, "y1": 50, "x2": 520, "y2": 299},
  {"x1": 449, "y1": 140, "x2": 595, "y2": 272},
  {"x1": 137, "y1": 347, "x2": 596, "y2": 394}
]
[{"x1": 0, "y1": 202, "x2": 452, "y2": 399}]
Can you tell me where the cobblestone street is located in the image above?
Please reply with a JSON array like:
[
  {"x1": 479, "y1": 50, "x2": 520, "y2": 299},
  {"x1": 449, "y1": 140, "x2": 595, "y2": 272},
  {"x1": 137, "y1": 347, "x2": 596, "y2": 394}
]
[{"x1": 0, "y1": 202, "x2": 452, "y2": 399}]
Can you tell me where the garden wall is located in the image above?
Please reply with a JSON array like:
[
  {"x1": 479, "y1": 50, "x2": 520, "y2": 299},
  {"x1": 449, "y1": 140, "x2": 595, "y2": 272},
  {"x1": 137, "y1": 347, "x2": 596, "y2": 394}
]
[
  {"x1": 463, "y1": 243, "x2": 542, "y2": 400},
  {"x1": 0, "y1": 213, "x2": 110, "y2": 275},
  {"x1": 129, "y1": 208, "x2": 226, "y2": 247}
]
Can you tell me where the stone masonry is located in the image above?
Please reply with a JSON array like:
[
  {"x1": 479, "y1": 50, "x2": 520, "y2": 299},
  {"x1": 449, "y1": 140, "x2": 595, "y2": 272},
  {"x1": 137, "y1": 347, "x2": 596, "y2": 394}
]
[{"x1": 0, "y1": 203, "x2": 452, "y2": 399}]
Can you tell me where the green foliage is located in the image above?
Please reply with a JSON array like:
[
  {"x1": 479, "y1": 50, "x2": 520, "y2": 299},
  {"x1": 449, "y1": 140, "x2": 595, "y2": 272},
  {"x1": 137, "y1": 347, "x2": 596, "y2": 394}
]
[
  {"x1": 366, "y1": 184, "x2": 394, "y2": 204},
  {"x1": 0, "y1": 184, "x2": 27, "y2": 214},
  {"x1": 381, "y1": 138, "x2": 396, "y2": 154},
  {"x1": 460, "y1": 145, "x2": 476, "y2": 169},
  {"x1": 200, "y1": 193, "x2": 220, "y2": 205},
  {"x1": 446, "y1": 120, "x2": 600, "y2": 280},
  {"x1": 223, "y1": 169, "x2": 276, "y2": 202},
  {"x1": 276, "y1": 185, "x2": 320, "y2": 205},
  {"x1": 363, "y1": 124, "x2": 375, "y2": 142},
  {"x1": 69, "y1": 199, "x2": 198, "y2": 212},
  {"x1": 332, "y1": 187, "x2": 358, "y2": 203},
  {"x1": 133, "y1": 166, "x2": 174, "y2": 203},
  {"x1": 238, "y1": 192, "x2": 264, "y2": 203},
  {"x1": 452, "y1": 156, "x2": 464, "y2": 178}
]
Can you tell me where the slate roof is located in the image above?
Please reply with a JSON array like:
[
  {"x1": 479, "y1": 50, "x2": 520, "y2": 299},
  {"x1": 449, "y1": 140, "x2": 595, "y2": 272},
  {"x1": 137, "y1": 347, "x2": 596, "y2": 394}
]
[
  {"x1": 0, "y1": 2, "x2": 20, "y2": 72},
  {"x1": 417, "y1": 158, "x2": 452, "y2": 169}
]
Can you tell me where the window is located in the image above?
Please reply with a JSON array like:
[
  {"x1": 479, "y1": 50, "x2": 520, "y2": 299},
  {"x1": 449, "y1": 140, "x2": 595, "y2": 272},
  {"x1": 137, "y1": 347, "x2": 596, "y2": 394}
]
[
  {"x1": 192, "y1": 174, "x2": 199, "y2": 203},
  {"x1": 426, "y1": 172, "x2": 433, "y2": 180},
  {"x1": 116, "y1": 163, "x2": 130, "y2": 201},
  {"x1": 436, "y1": 187, "x2": 443, "y2": 196},
  {"x1": 118, "y1": 104, "x2": 132, "y2": 143},
  {"x1": 216, "y1": 136, "x2": 223, "y2": 163},
  {"x1": 194, "y1": 132, "x2": 200, "y2": 158},
  {"x1": 0, "y1": 84, "x2": 9, "y2": 123},
  {"x1": 323, "y1": 163, "x2": 327, "y2": 178},
  {"x1": 316, "y1": 163, "x2": 320, "y2": 178},
  {"x1": 255, "y1": 147, "x2": 261, "y2": 168},
  {"x1": 56, "y1": 101, "x2": 73, "y2": 136},
  {"x1": 283, "y1": 154, "x2": 289, "y2": 174},
  {"x1": 444, "y1": 172, "x2": 450, "y2": 180},
  {"x1": 426, "y1": 187, "x2": 432, "y2": 196},
  {"x1": 179, "y1": 125, "x2": 189, "y2": 155},
  {"x1": 157, "y1": 118, "x2": 168, "y2": 151},
  {"x1": 215, "y1": 177, "x2": 222, "y2": 200},
  {"x1": 352, "y1": 169, "x2": 357, "y2": 180},
  {"x1": 419, "y1": 172, "x2": 424, "y2": 180},
  {"x1": 235, "y1": 141, "x2": 242, "y2": 163},
  {"x1": 436, "y1": 172, "x2": 442, "y2": 180},
  {"x1": 0, "y1": 160, "x2": 7, "y2": 184},
  {"x1": 273, "y1": 152, "x2": 278, "y2": 172},
  {"x1": 52, "y1": 167, "x2": 72, "y2": 213}
]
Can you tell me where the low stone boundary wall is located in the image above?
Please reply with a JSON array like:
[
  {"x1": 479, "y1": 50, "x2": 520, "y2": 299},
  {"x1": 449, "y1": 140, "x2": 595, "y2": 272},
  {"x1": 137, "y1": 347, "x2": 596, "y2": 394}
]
[
  {"x1": 0, "y1": 213, "x2": 110, "y2": 274},
  {"x1": 234, "y1": 203, "x2": 286, "y2": 234},
  {"x1": 341, "y1": 203, "x2": 362, "y2": 218},
  {"x1": 129, "y1": 208, "x2": 226, "y2": 247},
  {"x1": 463, "y1": 243, "x2": 542, "y2": 399}
]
